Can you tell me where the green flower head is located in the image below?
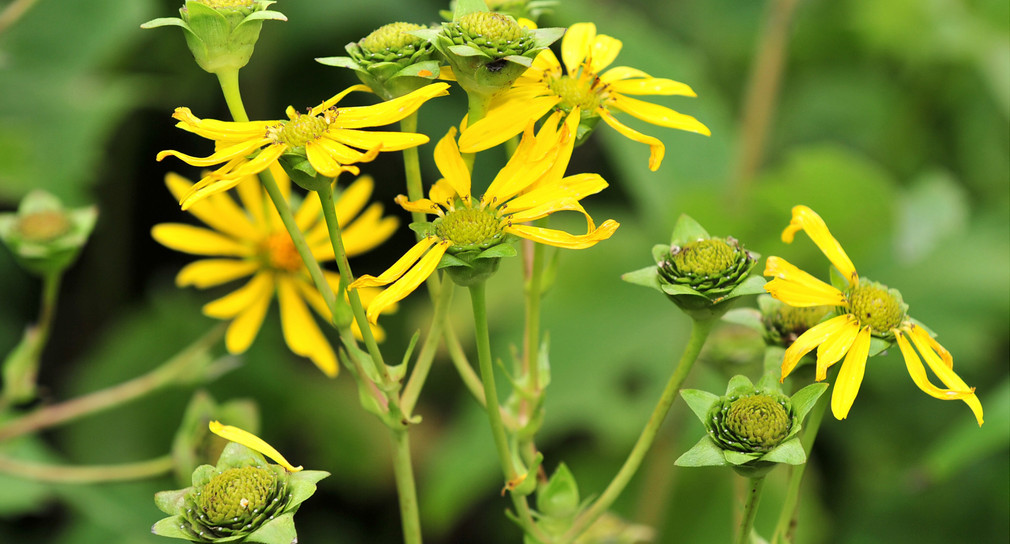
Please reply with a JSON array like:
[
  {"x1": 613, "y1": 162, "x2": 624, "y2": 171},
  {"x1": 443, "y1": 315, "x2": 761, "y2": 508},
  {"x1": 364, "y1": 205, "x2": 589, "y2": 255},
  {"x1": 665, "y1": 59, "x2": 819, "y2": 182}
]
[
  {"x1": 416, "y1": 0, "x2": 564, "y2": 98},
  {"x1": 0, "y1": 190, "x2": 97, "y2": 277},
  {"x1": 676, "y1": 374, "x2": 827, "y2": 478},
  {"x1": 152, "y1": 423, "x2": 328, "y2": 544},
  {"x1": 622, "y1": 214, "x2": 765, "y2": 321},
  {"x1": 142, "y1": 0, "x2": 287, "y2": 74},
  {"x1": 316, "y1": 22, "x2": 442, "y2": 100},
  {"x1": 442, "y1": 0, "x2": 559, "y2": 23}
]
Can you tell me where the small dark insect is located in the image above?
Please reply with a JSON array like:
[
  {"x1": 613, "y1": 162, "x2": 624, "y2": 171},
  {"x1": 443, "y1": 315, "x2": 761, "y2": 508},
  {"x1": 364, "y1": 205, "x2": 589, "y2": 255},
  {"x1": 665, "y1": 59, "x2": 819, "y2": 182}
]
[{"x1": 485, "y1": 59, "x2": 507, "y2": 73}]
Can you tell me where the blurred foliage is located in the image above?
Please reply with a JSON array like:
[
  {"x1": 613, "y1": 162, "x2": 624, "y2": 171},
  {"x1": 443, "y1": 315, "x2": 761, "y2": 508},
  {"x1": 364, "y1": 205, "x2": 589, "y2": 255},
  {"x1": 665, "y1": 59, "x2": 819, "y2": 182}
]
[{"x1": 0, "y1": 0, "x2": 1007, "y2": 543}]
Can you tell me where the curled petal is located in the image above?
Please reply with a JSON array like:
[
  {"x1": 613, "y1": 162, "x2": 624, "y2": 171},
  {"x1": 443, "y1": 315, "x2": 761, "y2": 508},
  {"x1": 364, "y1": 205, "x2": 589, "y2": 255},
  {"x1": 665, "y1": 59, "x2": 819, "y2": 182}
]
[
  {"x1": 607, "y1": 93, "x2": 711, "y2": 135},
  {"x1": 906, "y1": 324, "x2": 984, "y2": 426},
  {"x1": 764, "y1": 256, "x2": 847, "y2": 307},
  {"x1": 781, "y1": 314, "x2": 858, "y2": 379},
  {"x1": 364, "y1": 240, "x2": 451, "y2": 324},
  {"x1": 781, "y1": 206, "x2": 858, "y2": 288},
  {"x1": 209, "y1": 421, "x2": 303, "y2": 472},
  {"x1": 831, "y1": 326, "x2": 871, "y2": 420},
  {"x1": 598, "y1": 110, "x2": 665, "y2": 171},
  {"x1": 348, "y1": 237, "x2": 438, "y2": 289},
  {"x1": 815, "y1": 318, "x2": 861, "y2": 381},
  {"x1": 506, "y1": 219, "x2": 619, "y2": 249},
  {"x1": 895, "y1": 331, "x2": 974, "y2": 400},
  {"x1": 331, "y1": 82, "x2": 449, "y2": 128}
]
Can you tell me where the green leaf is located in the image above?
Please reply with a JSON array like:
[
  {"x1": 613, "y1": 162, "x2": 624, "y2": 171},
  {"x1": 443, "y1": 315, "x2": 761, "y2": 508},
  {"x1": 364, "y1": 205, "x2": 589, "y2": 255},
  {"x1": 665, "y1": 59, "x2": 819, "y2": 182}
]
[
  {"x1": 151, "y1": 515, "x2": 193, "y2": 540},
  {"x1": 725, "y1": 374, "x2": 755, "y2": 396},
  {"x1": 724, "y1": 450, "x2": 760, "y2": 465},
  {"x1": 537, "y1": 462, "x2": 580, "y2": 517},
  {"x1": 762, "y1": 438, "x2": 806, "y2": 465},
  {"x1": 437, "y1": 252, "x2": 472, "y2": 269},
  {"x1": 680, "y1": 389, "x2": 720, "y2": 422},
  {"x1": 315, "y1": 55, "x2": 360, "y2": 69},
  {"x1": 650, "y1": 243, "x2": 670, "y2": 263},
  {"x1": 245, "y1": 511, "x2": 298, "y2": 544},
  {"x1": 727, "y1": 275, "x2": 768, "y2": 297},
  {"x1": 670, "y1": 214, "x2": 710, "y2": 246},
  {"x1": 790, "y1": 383, "x2": 829, "y2": 421},
  {"x1": 286, "y1": 470, "x2": 330, "y2": 508},
  {"x1": 660, "y1": 283, "x2": 705, "y2": 297},
  {"x1": 530, "y1": 27, "x2": 566, "y2": 49},
  {"x1": 675, "y1": 436, "x2": 728, "y2": 467},
  {"x1": 476, "y1": 243, "x2": 517, "y2": 260},
  {"x1": 620, "y1": 265, "x2": 662, "y2": 292}
]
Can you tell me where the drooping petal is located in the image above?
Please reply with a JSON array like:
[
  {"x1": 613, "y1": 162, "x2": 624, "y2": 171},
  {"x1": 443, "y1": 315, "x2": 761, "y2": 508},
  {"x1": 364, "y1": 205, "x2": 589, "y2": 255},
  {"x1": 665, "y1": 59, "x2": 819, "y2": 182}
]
[
  {"x1": 394, "y1": 194, "x2": 443, "y2": 215},
  {"x1": 306, "y1": 138, "x2": 379, "y2": 177},
  {"x1": 156, "y1": 137, "x2": 271, "y2": 167},
  {"x1": 607, "y1": 75, "x2": 697, "y2": 97},
  {"x1": 561, "y1": 22, "x2": 596, "y2": 75},
  {"x1": 348, "y1": 237, "x2": 439, "y2": 289},
  {"x1": 906, "y1": 324, "x2": 984, "y2": 426},
  {"x1": 363, "y1": 240, "x2": 450, "y2": 324},
  {"x1": 327, "y1": 128, "x2": 429, "y2": 152},
  {"x1": 504, "y1": 173, "x2": 608, "y2": 216},
  {"x1": 895, "y1": 331, "x2": 975, "y2": 400},
  {"x1": 458, "y1": 95, "x2": 559, "y2": 153},
  {"x1": 607, "y1": 93, "x2": 711, "y2": 135},
  {"x1": 180, "y1": 145, "x2": 288, "y2": 209},
  {"x1": 208, "y1": 421, "x2": 303, "y2": 472},
  {"x1": 830, "y1": 326, "x2": 871, "y2": 420},
  {"x1": 330, "y1": 82, "x2": 450, "y2": 128},
  {"x1": 815, "y1": 318, "x2": 862, "y2": 381},
  {"x1": 781, "y1": 206, "x2": 858, "y2": 288},
  {"x1": 176, "y1": 259, "x2": 259, "y2": 288},
  {"x1": 312, "y1": 84, "x2": 373, "y2": 113},
  {"x1": 277, "y1": 275, "x2": 339, "y2": 377},
  {"x1": 171, "y1": 107, "x2": 274, "y2": 140},
  {"x1": 434, "y1": 128, "x2": 471, "y2": 204},
  {"x1": 781, "y1": 314, "x2": 858, "y2": 379},
  {"x1": 151, "y1": 224, "x2": 251, "y2": 257},
  {"x1": 507, "y1": 219, "x2": 619, "y2": 249},
  {"x1": 763, "y1": 256, "x2": 848, "y2": 307},
  {"x1": 598, "y1": 110, "x2": 665, "y2": 171},
  {"x1": 163, "y1": 173, "x2": 258, "y2": 240}
]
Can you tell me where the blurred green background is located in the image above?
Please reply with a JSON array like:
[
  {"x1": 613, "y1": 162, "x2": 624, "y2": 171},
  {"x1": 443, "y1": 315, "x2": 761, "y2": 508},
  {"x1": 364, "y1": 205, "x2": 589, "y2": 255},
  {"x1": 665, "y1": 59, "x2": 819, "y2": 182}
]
[{"x1": 0, "y1": 0, "x2": 1007, "y2": 542}]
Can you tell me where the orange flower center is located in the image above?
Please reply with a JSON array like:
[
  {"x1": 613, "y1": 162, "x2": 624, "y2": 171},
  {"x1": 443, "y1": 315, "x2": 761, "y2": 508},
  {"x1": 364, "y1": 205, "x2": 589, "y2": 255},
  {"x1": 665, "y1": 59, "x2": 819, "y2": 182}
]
[{"x1": 261, "y1": 233, "x2": 303, "y2": 272}]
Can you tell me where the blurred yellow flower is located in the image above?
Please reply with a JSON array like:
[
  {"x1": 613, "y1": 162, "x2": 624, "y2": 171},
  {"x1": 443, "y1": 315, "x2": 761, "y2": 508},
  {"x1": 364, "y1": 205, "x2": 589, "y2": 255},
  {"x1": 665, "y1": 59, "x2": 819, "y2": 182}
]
[
  {"x1": 458, "y1": 22, "x2": 709, "y2": 170},
  {"x1": 152, "y1": 167, "x2": 397, "y2": 377},
  {"x1": 350, "y1": 110, "x2": 619, "y2": 324},
  {"x1": 764, "y1": 205, "x2": 983, "y2": 425},
  {"x1": 157, "y1": 82, "x2": 450, "y2": 209}
]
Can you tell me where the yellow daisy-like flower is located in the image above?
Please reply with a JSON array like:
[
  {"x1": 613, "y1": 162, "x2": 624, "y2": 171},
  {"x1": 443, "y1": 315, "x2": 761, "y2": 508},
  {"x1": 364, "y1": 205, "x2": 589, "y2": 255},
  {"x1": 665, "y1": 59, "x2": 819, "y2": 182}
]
[
  {"x1": 152, "y1": 167, "x2": 397, "y2": 377},
  {"x1": 350, "y1": 109, "x2": 619, "y2": 324},
  {"x1": 458, "y1": 22, "x2": 709, "y2": 171},
  {"x1": 764, "y1": 205, "x2": 983, "y2": 425},
  {"x1": 157, "y1": 82, "x2": 450, "y2": 210}
]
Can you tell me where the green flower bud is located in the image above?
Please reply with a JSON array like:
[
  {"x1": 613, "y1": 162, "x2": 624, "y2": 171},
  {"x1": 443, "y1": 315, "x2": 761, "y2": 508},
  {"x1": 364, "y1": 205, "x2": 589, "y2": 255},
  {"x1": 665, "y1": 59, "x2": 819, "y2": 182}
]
[
  {"x1": 0, "y1": 190, "x2": 97, "y2": 277},
  {"x1": 141, "y1": 0, "x2": 286, "y2": 74},
  {"x1": 153, "y1": 443, "x2": 328, "y2": 544},
  {"x1": 677, "y1": 374, "x2": 828, "y2": 478},
  {"x1": 317, "y1": 22, "x2": 441, "y2": 100},
  {"x1": 758, "y1": 295, "x2": 832, "y2": 348},
  {"x1": 443, "y1": 0, "x2": 559, "y2": 22},
  {"x1": 417, "y1": 0, "x2": 564, "y2": 99},
  {"x1": 623, "y1": 214, "x2": 765, "y2": 321}
]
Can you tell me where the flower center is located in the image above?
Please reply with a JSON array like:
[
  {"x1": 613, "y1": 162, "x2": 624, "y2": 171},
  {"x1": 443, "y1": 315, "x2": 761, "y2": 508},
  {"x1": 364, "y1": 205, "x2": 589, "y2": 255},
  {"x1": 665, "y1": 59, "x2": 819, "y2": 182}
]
[
  {"x1": 767, "y1": 304, "x2": 831, "y2": 345},
  {"x1": 196, "y1": 0, "x2": 255, "y2": 9},
  {"x1": 261, "y1": 233, "x2": 303, "y2": 272},
  {"x1": 360, "y1": 22, "x2": 426, "y2": 53},
  {"x1": 435, "y1": 207, "x2": 503, "y2": 248},
  {"x1": 269, "y1": 112, "x2": 330, "y2": 148},
  {"x1": 197, "y1": 466, "x2": 277, "y2": 525},
  {"x1": 671, "y1": 239, "x2": 737, "y2": 277},
  {"x1": 548, "y1": 74, "x2": 603, "y2": 114},
  {"x1": 17, "y1": 210, "x2": 71, "y2": 242},
  {"x1": 457, "y1": 12, "x2": 525, "y2": 43},
  {"x1": 847, "y1": 282, "x2": 904, "y2": 334},
  {"x1": 724, "y1": 394, "x2": 791, "y2": 451}
]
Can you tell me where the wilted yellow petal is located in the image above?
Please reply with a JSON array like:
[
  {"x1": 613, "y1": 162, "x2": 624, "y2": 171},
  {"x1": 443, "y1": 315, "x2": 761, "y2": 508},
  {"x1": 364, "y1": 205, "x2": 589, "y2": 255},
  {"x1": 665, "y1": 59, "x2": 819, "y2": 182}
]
[
  {"x1": 830, "y1": 326, "x2": 871, "y2": 420},
  {"x1": 764, "y1": 256, "x2": 847, "y2": 307},
  {"x1": 781, "y1": 206, "x2": 858, "y2": 288},
  {"x1": 781, "y1": 314, "x2": 857, "y2": 379},
  {"x1": 907, "y1": 324, "x2": 984, "y2": 426},
  {"x1": 209, "y1": 421, "x2": 303, "y2": 472},
  {"x1": 365, "y1": 240, "x2": 450, "y2": 324},
  {"x1": 349, "y1": 237, "x2": 438, "y2": 289}
]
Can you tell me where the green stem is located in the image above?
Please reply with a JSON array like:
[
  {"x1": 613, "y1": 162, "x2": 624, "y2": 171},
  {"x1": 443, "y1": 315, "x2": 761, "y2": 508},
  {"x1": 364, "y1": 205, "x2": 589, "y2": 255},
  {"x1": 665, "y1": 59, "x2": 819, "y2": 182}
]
[
  {"x1": 400, "y1": 113, "x2": 428, "y2": 229},
  {"x1": 1, "y1": 271, "x2": 62, "y2": 407},
  {"x1": 772, "y1": 390, "x2": 828, "y2": 544},
  {"x1": 316, "y1": 183, "x2": 389, "y2": 377},
  {"x1": 216, "y1": 69, "x2": 249, "y2": 122},
  {"x1": 467, "y1": 282, "x2": 517, "y2": 482},
  {"x1": 0, "y1": 325, "x2": 225, "y2": 442},
  {"x1": 0, "y1": 454, "x2": 174, "y2": 484},
  {"x1": 737, "y1": 477, "x2": 767, "y2": 544},
  {"x1": 560, "y1": 318, "x2": 715, "y2": 543},
  {"x1": 461, "y1": 93, "x2": 490, "y2": 172},
  {"x1": 401, "y1": 281, "x2": 454, "y2": 415},
  {"x1": 390, "y1": 429, "x2": 423, "y2": 544}
]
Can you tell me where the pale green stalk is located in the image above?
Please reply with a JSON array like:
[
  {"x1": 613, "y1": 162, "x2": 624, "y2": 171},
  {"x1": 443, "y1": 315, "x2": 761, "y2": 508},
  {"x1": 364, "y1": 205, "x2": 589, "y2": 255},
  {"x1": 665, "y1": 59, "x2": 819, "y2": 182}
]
[
  {"x1": 1, "y1": 271, "x2": 61, "y2": 407},
  {"x1": 560, "y1": 318, "x2": 715, "y2": 543},
  {"x1": 772, "y1": 391, "x2": 828, "y2": 544},
  {"x1": 461, "y1": 93, "x2": 490, "y2": 171},
  {"x1": 390, "y1": 430, "x2": 423, "y2": 544},
  {"x1": 401, "y1": 281, "x2": 454, "y2": 415},
  {"x1": 737, "y1": 477, "x2": 767, "y2": 544},
  {"x1": 0, "y1": 454, "x2": 174, "y2": 483}
]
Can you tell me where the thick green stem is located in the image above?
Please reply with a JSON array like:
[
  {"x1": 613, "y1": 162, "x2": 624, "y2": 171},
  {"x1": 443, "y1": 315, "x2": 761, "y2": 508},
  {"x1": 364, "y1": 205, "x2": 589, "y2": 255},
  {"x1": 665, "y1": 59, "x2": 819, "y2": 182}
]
[
  {"x1": 401, "y1": 282, "x2": 454, "y2": 415},
  {"x1": 461, "y1": 93, "x2": 490, "y2": 172},
  {"x1": 216, "y1": 69, "x2": 249, "y2": 122},
  {"x1": 467, "y1": 282, "x2": 517, "y2": 482},
  {"x1": 560, "y1": 318, "x2": 715, "y2": 543},
  {"x1": 0, "y1": 325, "x2": 225, "y2": 442},
  {"x1": 399, "y1": 113, "x2": 428, "y2": 229},
  {"x1": 737, "y1": 477, "x2": 767, "y2": 544},
  {"x1": 390, "y1": 430, "x2": 423, "y2": 544},
  {"x1": 772, "y1": 391, "x2": 828, "y2": 544},
  {"x1": 0, "y1": 454, "x2": 174, "y2": 484}
]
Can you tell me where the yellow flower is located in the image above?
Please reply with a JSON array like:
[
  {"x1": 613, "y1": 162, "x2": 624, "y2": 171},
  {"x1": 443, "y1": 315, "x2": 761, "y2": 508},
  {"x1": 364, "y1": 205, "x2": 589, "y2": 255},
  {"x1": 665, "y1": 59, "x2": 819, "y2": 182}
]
[
  {"x1": 157, "y1": 82, "x2": 450, "y2": 209},
  {"x1": 350, "y1": 109, "x2": 619, "y2": 324},
  {"x1": 458, "y1": 22, "x2": 709, "y2": 171},
  {"x1": 151, "y1": 167, "x2": 397, "y2": 377},
  {"x1": 764, "y1": 205, "x2": 983, "y2": 425}
]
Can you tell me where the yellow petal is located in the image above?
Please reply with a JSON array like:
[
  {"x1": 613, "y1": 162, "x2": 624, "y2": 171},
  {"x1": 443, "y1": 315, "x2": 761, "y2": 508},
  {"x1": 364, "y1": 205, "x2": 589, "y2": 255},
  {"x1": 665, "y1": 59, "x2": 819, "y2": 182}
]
[
  {"x1": 505, "y1": 173, "x2": 608, "y2": 216},
  {"x1": 349, "y1": 237, "x2": 438, "y2": 289},
  {"x1": 598, "y1": 110, "x2": 665, "y2": 171},
  {"x1": 895, "y1": 331, "x2": 974, "y2": 400},
  {"x1": 907, "y1": 324, "x2": 984, "y2": 425},
  {"x1": 340, "y1": 205, "x2": 399, "y2": 257},
  {"x1": 164, "y1": 173, "x2": 259, "y2": 240},
  {"x1": 815, "y1": 317, "x2": 861, "y2": 381},
  {"x1": 277, "y1": 275, "x2": 338, "y2": 377},
  {"x1": 364, "y1": 240, "x2": 450, "y2": 324},
  {"x1": 306, "y1": 138, "x2": 378, "y2": 177},
  {"x1": 781, "y1": 314, "x2": 857, "y2": 379},
  {"x1": 459, "y1": 95, "x2": 559, "y2": 153},
  {"x1": 607, "y1": 75, "x2": 697, "y2": 97},
  {"x1": 327, "y1": 128, "x2": 429, "y2": 152},
  {"x1": 171, "y1": 107, "x2": 274, "y2": 140},
  {"x1": 429, "y1": 179, "x2": 458, "y2": 208},
  {"x1": 561, "y1": 22, "x2": 596, "y2": 75},
  {"x1": 394, "y1": 195, "x2": 442, "y2": 216},
  {"x1": 208, "y1": 421, "x2": 302, "y2": 472},
  {"x1": 156, "y1": 137, "x2": 270, "y2": 167},
  {"x1": 781, "y1": 205, "x2": 858, "y2": 288},
  {"x1": 220, "y1": 276, "x2": 273, "y2": 353},
  {"x1": 607, "y1": 93, "x2": 711, "y2": 135},
  {"x1": 507, "y1": 219, "x2": 619, "y2": 249},
  {"x1": 151, "y1": 224, "x2": 251, "y2": 257},
  {"x1": 203, "y1": 272, "x2": 274, "y2": 319},
  {"x1": 830, "y1": 326, "x2": 871, "y2": 420},
  {"x1": 313, "y1": 84, "x2": 373, "y2": 113},
  {"x1": 176, "y1": 259, "x2": 259, "y2": 288},
  {"x1": 587, "y1": 33, "x2": 622, "y2": 74},
  {"x1": 332, "y1": 82, "x2": 450, "y2": 128},
  {"x1": 763, "y1": 256, "x2": 848, "y2": 307},
  {"x1": 434, "y1": 128, "x2": 471, "y2": 205}
]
